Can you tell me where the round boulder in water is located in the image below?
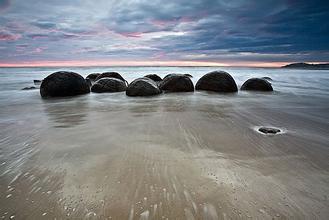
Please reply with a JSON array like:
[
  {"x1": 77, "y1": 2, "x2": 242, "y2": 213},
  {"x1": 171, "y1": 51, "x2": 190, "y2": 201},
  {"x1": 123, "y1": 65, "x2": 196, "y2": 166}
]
[
  {"x1": 144, "y1": 74, "x2": 162, "y2": 82},
  {"x1": 91, "y1": 77, "x2": 127, "y2": 93},
  {"x1": 258, "y1": 127, "x2": 281, "y2": 134},
  {"x1": 96, "y1": 72, "x2": 126, "y2": 83},
  {"x1": 241, "y1": 78, "x2": 273, "y2": 91},
  {"x1": 159, "y1": 74, "x2": 194, "y2": 92},
  {"x1": 184, "y1": 74, "x2": 193, "y2": 78},
  {"x1": 195, "y1": 71, "x2": 238, "y2": 93},
  {"x1": 40, "y1": 71, "x2": 90, "y2": 98},
  {"x1": 126, "y1": 77, "x2": 161, "y2": 97}
]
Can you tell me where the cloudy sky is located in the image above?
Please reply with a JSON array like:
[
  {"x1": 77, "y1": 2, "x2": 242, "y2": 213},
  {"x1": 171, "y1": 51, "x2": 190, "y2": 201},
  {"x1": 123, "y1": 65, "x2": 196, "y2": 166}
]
[{"x1": 0, "y1": 0, "x2": 328, "y2": 67}]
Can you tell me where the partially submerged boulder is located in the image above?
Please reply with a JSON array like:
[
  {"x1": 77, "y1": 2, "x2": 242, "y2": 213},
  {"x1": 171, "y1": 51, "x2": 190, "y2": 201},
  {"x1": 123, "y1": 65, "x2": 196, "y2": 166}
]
[
  {"x1": 91, "y1": 77, "x2": 127, "y2": 93},
  {"x1": 184, "y1": 74, "x2": 193, "y2": 78},
  {"x1": 241, "y1": 78, "x2": 273, "y2": 91},
  {"x1": 40, "y1": 71, "x2": 90, "y2": 98},
  {"x1": 126, "y1": 77, "x2": 161, "y2": 97},
  {"x1": 195, "y1": 71, "x2": 238, "y2": 93},
  {"x1": 96, "y1": 72, "x2": 126, "y2": 83},
  {"x1": 159, "y1": 74, "x2": 194, "y2": 92},
  {"x1": 144, "y1": 74, "x2": 162, "y2": 82}
]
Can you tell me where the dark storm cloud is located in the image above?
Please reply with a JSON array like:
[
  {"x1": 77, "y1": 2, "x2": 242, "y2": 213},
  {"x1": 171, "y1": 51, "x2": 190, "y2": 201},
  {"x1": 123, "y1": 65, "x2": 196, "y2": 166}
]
[
  {"x1": 0, "y1": 0, "x2": 10, "y2": 10},
  {"x1": 0, "y1": 0, "x2": 328, "y2": 65},
  {"x1": 168, "y1": 0, "x2": 328, "y2": 52}
]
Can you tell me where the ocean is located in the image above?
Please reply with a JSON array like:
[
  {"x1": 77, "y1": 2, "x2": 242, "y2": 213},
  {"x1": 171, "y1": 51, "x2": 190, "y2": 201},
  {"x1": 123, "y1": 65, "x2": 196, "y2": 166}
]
[{"x1": 0, "y1": 66, "x2": 329, "y2": 219}]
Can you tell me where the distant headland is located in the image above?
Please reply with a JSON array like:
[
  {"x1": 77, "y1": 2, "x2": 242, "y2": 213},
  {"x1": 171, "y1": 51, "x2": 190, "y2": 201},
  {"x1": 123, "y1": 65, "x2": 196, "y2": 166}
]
[{"x1": 282, "y1": 62, "x2": 329, "y2": 69}]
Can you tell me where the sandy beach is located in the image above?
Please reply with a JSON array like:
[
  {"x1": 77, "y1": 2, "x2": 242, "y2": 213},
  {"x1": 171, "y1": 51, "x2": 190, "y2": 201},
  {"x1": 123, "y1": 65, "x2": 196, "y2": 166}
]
[{"x1": 0, "y1": 67, "x2": 329, "y2": 219}]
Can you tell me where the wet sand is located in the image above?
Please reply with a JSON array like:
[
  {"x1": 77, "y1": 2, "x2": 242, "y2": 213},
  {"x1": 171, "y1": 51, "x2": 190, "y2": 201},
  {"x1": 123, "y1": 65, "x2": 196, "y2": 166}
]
[{"x1": 1, "y1": 89, "x2": 329, "y2": 219}]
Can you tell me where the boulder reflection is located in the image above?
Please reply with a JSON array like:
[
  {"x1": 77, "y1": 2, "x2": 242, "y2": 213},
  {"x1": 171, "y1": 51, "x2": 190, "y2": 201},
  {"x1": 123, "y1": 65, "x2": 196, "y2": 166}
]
[{"x1": 43, "y1": 97, "x2": 88, "y2": 128}]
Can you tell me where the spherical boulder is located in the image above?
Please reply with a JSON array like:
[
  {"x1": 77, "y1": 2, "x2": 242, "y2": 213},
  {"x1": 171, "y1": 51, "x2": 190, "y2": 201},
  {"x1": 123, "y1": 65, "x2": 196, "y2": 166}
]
[
  {"x1": 126, "y1": 77, "x2": 161, "y2": 97},
  {"x1": 96, "y1": 72, "x2": 126, "y2": 83},
  {"x1": 184, "y1": 74, "x2": 193, "y2": 78},
  {"x1": 195, "y1": 71, "x2": 238, "y2": 93},
  {"x1": 241, "y1": 78, "x2": 273, "y2": 91},
  {"x1": 159, "y1": 74, "x2": 194, "y2": 92},
  {"x1": 91, "y1": 77, "x2": 127, "y2": 93},
  {"x1": 40, "y1": 71, "x2": 90, "y2": 98},
  {"x1": 144, "y1": 74, "x2": 162, "y2": 82},
  {"x1": 86, "y1": 73, "x2": 101, "y2": 81}
]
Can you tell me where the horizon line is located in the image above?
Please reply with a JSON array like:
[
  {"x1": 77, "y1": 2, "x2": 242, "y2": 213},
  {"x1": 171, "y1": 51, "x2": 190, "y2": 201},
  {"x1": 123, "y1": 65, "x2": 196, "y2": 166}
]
[
  {"x1": 0, "y1": 65, "x2": 282, "y2": 68},
  {"x1": 0, "y1": 60, "x2": 327, "y2": 68},
  {"x1": 0, "y1": 60, "x2": 290, "y2": 68}
]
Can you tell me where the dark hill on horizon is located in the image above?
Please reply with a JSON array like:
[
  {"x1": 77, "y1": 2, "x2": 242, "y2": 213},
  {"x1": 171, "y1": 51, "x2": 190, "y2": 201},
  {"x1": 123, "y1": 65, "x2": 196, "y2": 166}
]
[{"x1": 282, "y1": 62, "x2": 329, "y2": 69}]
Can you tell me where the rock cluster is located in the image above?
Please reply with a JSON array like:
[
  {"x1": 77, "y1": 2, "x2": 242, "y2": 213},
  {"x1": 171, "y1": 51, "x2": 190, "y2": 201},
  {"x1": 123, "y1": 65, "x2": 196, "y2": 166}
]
[{"x1": 38, "y1": 70, "x2": 275, "y2": 98}]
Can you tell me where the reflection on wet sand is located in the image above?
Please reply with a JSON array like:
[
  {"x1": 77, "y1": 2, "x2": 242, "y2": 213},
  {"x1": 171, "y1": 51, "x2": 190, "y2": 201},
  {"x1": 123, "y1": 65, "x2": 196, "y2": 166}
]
[
  {"x1": 42, "y1": 97, "x2": 89, "y2": 128},
  {"x1": 128, "y1": 99, "x2": 160, "y2": 117},
  {"x1": 159, "y1": 93, "x2": 194, "y2": 113}
]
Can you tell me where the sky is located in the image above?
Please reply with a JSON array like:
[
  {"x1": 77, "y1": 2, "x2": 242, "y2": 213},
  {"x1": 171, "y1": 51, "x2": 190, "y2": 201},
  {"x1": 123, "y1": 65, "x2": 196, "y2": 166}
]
[{"x1": 0, "y1": 0, "x2": 328, "y2": 67}]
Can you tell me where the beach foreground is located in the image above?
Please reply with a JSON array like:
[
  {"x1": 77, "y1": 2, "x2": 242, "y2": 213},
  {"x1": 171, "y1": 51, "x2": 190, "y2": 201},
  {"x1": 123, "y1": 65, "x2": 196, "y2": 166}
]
[{"x1": 0, "y1": 67, "x2": 329, "y2": 219}]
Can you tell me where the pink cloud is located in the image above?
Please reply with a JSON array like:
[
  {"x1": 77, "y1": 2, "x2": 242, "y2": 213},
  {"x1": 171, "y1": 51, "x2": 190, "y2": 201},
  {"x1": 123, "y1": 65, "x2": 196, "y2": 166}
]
[
  {"x1": 0, "y1": 30, "x2": 21, "y2": 41},
  {"x1": 34, "y1": 47, "x2": 43, "y2": 53},
  {"x1": 151, "y1": 19, "x2": 177, "y2": 27},
  {"x1": 30, "y1": 34, "x2": 48, "y2": 39},
  {"x1": 119, "y1": 32, "x2": 142, "y2": 38},
  {"x1": 152, "y1": 51, "x2": 167, "y2": 59}
]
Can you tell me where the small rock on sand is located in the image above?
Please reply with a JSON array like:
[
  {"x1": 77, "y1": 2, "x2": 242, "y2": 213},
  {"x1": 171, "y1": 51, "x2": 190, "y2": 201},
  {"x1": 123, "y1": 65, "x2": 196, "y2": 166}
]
[
  {"x1": 258, "y1": 127, "x2": 281, "y2": 134},
  {"x1": 22, "y1": 86, "x2": 37, "y2": 90}
]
